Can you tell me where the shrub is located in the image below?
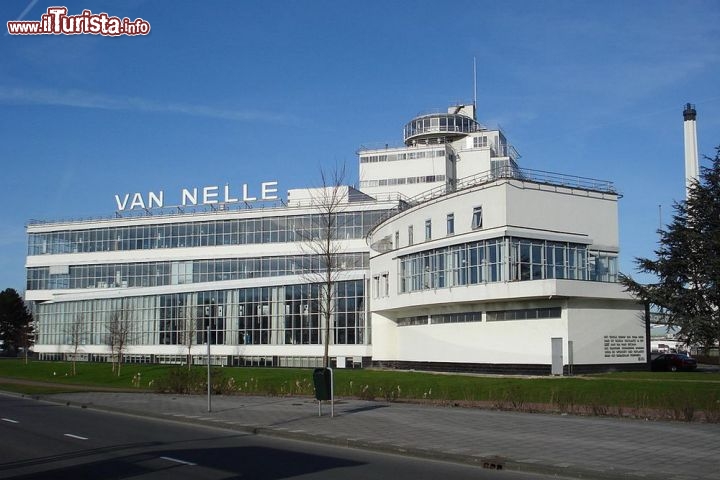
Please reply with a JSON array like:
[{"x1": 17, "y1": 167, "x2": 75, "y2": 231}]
[
  {"x1": 550, "y1": 389, "x2": 577, "y2": 414},
  {"x1": 703, "y1": 395, "x2": 720, "y2": 423},
  {"x1": 154, "y1": 367, "x2": 236, "y2": 395},
  {"x1": 664, "y1": 394, "x2": 696, "y2": 422}
]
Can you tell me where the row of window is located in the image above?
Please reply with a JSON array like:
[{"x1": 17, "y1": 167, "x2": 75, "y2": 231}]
[
  {"x1": 28, "y1": 210, "x2": 388, "y2": 256},
  {"x1": 406, "y1": 207, "x2": 482, "y2": 247},
  {"x1": 359, "y1": 175, "x2": 446, "y2": 189},
  {"x1": 37, "y1": 353, "x2": 336, "y2": 369},
  {"x1": 486, "y1": 307, "x2": 562, "y2": 321},
  {"x1": 27, "y1": 253, "x2": 368, "y2": 291},
  {"x1": 35, "y1": 280, "x2": 367, "y2": 347},
  {"x1": 399, "y1": 237, "x2": 618, "y2": 293},
  {"x1": 403, "y1": 114, "x2": 478, "y2": 140},
  {"x1": 397, "y1": 308, "x2": 560, "y2": 326},
  {"x1": 473, "y1": 136, "x2": 490, "y2": 148},
  {"x1": 359, "y1": 149, "x2": 446, "y2": 163}
]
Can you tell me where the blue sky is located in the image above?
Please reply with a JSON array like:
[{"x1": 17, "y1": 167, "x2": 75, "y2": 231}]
[{"x1": 1, "y1": 0, "x2": 719, "y2": 293}]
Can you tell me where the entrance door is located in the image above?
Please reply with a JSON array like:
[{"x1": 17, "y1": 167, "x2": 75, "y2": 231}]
[{"x1": 551, "y1": 337, "x2": 563, "y2": 375}]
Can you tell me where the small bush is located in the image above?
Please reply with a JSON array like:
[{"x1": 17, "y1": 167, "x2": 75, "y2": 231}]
[
  {"x1": 665, "y1": 394, "x2": 696, "y2": 422},
  {"x1": 550, "y1": 389, "x2": 577, "y2": 414},
  {"x1": 505, "y1": 386, "x2": 525, "y2": 410},
  {"x1": 358, "y1": 384, "x2": 375, "y2": 401},
  {"x1": 154, "y1": 367, "x2": 236, "y2": 395},
  {"x1": 379, "y1": 384, "x2": 402, "y2": 402},
  {"x1": 703, "y1": 396, "x2": 720, "y2": 423},
  {"x1": 590, "y1": 403, "x2": 608, "y2": 416}
]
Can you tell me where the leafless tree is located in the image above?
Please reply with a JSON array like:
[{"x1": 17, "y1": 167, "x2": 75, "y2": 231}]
[
  {"x1": 107, "y1": 303, "x2": 134, "y2": 376},
  {"x1": 65, "y1": 313, "x2": 87, "y2": 375},
  {"x1": 178, "y1": 298, "x2": 198, "y2": 370},
  {"x1": 17, "y1": 318, "x2": 35, "y2": 366},
  {"x1": 299, "y1": 165, "x2": 348, "y2": 368}
]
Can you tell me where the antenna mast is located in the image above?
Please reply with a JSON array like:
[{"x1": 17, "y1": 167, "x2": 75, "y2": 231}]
[{"x1": 473, "y1": 57, "x2": 477, "y2": 120}]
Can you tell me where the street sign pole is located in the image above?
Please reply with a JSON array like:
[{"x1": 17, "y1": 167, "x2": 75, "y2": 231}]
[{"x1": 207, "y1": 325, "x2": 211, "y2": 413}]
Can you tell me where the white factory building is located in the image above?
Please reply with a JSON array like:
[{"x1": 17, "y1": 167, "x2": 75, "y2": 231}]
[{"x1": 25, "y1": 102, "x2": 646, "y2": 374}]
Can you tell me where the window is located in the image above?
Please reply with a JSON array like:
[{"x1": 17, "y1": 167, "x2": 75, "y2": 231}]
[
  {"x1": 397, "y1": 316, "x2": 429, "y2": 327},
  {"x1": 425, "y1": 219, "x2": 432, "y2": 241},
  {"x1": 446, "y1": 213, "x2": 455, "y2": 235},
  {"x1": 395, "y1": 231, "x2": 400, "y2": 249},
  {"x1": 471, "y1": 206, "x2": 483, "y2": 229},
  {"x1": 486, "y1": 307, "x2": 561, "y2": 322},
  {"x1": 430, "y1": 311, "x2": 482, "y2": 324},
  {"x1": 473, "y1": 136, "x2": 488, "y2": 148},
  {"x1": 408, "y1": 225, "x2": 414, "y2": 246},
  {"x1": 373, "y1": 273, "x2": 389, "y2": 298}
]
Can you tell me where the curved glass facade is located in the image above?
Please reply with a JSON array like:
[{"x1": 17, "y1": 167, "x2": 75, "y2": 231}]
[
  {"x1": 403, "y1": 113, "x2": 478, "y2": 144},
  {"x1": 399, "y1": 237, "x2": 618, "y2": 293}
]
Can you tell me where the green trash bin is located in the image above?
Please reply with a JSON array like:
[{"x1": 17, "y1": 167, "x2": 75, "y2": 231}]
[{"x1": 313, "y1": 367, "x2": 332, "y2": 401}]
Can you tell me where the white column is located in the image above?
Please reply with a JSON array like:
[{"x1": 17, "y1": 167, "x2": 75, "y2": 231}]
[{"x1": 683, "y1": 103, "x2": 699, "y2": 199}]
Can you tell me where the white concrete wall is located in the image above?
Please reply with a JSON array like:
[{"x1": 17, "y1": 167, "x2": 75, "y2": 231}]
[
  {"x1": 567, "y1": 298, "x2": 646, "y2": 365},
  {"x1": 455, "y1": 147, "x2": 492, "y2": 180},
  {"x1": 371, "y1": 278, "x2": 632, "y2": 315},
  {"x1": 371, "y1": 305, "x2": 567, "y2": 365},
  {"x1": 369, "y1": 180, "x2": 618, "y2": 256},
  {"x1": 370, "y1": 181, "x2": 509, "y2": 254},
  {"x1": 372, "y1": 294, "x2": 644, "y2": 367},
  {"x1": 505, "y1": 181, "x2": 619, "y2": 250}
]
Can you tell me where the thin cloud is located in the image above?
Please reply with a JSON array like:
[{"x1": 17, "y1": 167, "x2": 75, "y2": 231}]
[
  {"x1": 0, "y1": 85, "x2": 296, "y2": 123},
  {"x1": 16, "y1": 0, "x2": 39, "y2": 21},
  {"x1": 3, "y1": 0, "x2": 39, "y2": 36}
]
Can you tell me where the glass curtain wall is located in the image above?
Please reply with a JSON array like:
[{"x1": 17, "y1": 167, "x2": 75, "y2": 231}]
[
  {"x1": 27, "y1": 253, "x2": 368, "y2": 291},
  {"x1": 35, "y1": 280, "x2": 366, "y2": 348},
  {"x1": 399, "y1": 237, "x2": 617, "y2": 293},
  {"x1": 28, "y1": 211, "x2": 387, "y2": 256}
]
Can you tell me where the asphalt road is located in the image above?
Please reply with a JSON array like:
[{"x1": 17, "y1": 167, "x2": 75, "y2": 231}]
[{"x1": 0, "y1": 394, "x2": 571, "y2": 480}]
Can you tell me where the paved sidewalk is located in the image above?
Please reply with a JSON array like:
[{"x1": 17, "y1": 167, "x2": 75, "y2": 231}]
[{"x1": 33, "y1": 392, "x2": 720, "y2": 480}]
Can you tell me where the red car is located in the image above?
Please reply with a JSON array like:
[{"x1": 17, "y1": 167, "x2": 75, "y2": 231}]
[{"x1": 651, "y1": 353, "x2": 697, "y2": 372}]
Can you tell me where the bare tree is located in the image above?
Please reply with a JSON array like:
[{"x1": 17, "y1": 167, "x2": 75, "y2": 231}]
[
  {"x1": 107, "y1": 303, "x2": 134, "y2": 376},
  {"x1": 65, "y1": 313, "x2": 87, "y2": 375},
  {"x1": 17, "y1": 317, "x2": 35, "y2": 366},
  {"x1": 107, "y1": 314, "x2": 117, "y2": 374},
  {"x1": 299, "y1": 165, "x2": 348, "y2": 368},
  {"x1": 178, "y1": 298, "x2": 198, "y2": 371}
]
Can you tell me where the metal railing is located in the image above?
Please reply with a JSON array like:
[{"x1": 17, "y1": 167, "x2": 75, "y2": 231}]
[
  {"x1": 367, "y1": 166, "x2": 617, "y2": 236},
  {"x1": 411, "y1": 166, "x2": 616, "y2": 205}
]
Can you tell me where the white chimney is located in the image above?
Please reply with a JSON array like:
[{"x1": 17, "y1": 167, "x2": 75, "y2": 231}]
[{"x1": 683, "y1": 103, "x2": 699, "y2": 199}]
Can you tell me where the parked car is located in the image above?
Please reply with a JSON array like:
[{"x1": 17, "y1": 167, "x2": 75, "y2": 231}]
[{"x1": 651, "y1": 353, "x2": 697, "y2": 372}]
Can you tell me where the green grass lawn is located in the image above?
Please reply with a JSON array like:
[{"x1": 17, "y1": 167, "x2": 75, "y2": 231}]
[
  {"x1": 0, "y1": 382, "x2": 92, "y2": 395},
  {"x1": 0, "y1": 359, "x2": 171, "y2": 389},
  {"x1": 1, "y1": 359, "x2": 719, "y2": 418}
]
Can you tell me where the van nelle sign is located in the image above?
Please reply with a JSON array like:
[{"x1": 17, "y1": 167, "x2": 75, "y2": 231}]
[{"x1": 114, "y1": 181, "x2": 279, "y2": 211}]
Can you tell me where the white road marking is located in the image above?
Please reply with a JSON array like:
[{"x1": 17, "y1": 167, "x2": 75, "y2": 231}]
[
  {"x1": 160, "y1": 456, "x2": 196, "y2": 466},
  {"x1": 63, "y1": 433, "x2": 88, "y2": 440},
  {"x1": 1, "y1": 418, "x2": 19, "y2": 424}
]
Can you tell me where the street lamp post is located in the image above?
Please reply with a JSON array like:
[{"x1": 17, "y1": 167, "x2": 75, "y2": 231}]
[{"x1": 207, "y1": 325, "x2": 211, "y2": 412}]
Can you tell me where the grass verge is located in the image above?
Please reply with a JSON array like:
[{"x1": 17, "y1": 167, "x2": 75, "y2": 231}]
[{"x1": 1, "y1": 359, "x2": 719, "y2": 421}]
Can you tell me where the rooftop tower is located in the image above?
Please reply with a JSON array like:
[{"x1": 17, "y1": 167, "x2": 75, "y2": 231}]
[{"x1": 683, "y1": 103, "x2": 699, "y2": 199}]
